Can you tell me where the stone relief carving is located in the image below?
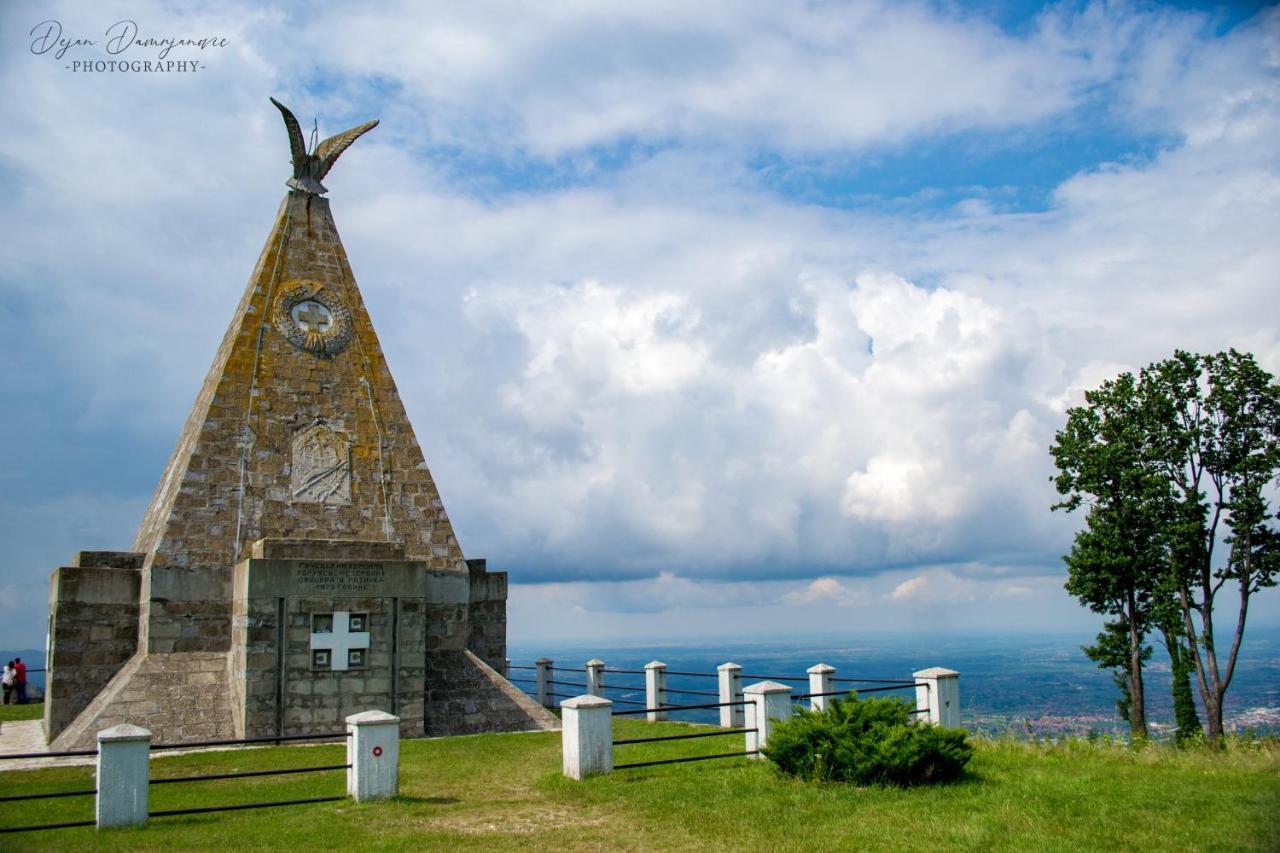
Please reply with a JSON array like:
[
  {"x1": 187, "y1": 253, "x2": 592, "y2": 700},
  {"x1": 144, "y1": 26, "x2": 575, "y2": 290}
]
[
  {"x1": 272, "y1": 280, "x2": 354, "y2": 357},
  {"x1": 290, "y1": 420, "x2": 352, "y2": 504}
]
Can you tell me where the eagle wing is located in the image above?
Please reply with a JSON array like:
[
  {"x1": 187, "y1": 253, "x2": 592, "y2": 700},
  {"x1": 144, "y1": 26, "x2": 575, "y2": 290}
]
[
  {"x1": 269, "y1": 97, "x2": 308, "y2": 178},
  {"x1": 315, "y1": 119, "x2": 380, "y2": 181}
]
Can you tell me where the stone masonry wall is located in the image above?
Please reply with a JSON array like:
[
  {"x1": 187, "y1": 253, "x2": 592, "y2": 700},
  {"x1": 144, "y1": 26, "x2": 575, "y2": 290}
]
[
  {"x1": 234, "y1": 594, "x2": 428, "y2": 739},
  {"x1": 466, "y1": 559, "x2": 508, "y2": 672},
  {"x1": 44, "y1": 557, "x2": 141, "y2": 741},
  {"x1": 52, "y1": 652, "x2": 236, "y2": 750},
  {"x1": 423, "y1": 650, "x2": 559, "y2": 737}
]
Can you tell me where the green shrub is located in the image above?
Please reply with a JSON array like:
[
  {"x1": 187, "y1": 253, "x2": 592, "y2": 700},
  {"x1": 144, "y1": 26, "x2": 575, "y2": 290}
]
[{"x1": 763, "y1": 693, "x2": 973, "y2": 786}]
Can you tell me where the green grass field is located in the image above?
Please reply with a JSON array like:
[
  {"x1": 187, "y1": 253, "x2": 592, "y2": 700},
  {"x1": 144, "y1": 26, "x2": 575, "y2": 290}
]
[
  {"x1": 0, "y1": 719, "x2": 1276, "y2": 851},
  {"x1": 0, "y1": 702, "x2": 44, "y2": 723}
]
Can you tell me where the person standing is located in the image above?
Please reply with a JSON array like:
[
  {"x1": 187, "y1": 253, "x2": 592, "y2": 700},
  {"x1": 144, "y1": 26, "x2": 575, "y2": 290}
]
[
  {"x1": 1, "y1": 662, "x2": 13, "y2": 705},
  {"x1": 13, "y1": 657, "x2": 27, "y2": 704}
]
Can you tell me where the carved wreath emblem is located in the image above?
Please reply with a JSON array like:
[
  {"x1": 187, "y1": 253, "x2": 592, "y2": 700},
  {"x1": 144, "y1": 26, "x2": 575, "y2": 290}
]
[{"x1": 272, "y1": 281, "x2": 353, "y2": 358}]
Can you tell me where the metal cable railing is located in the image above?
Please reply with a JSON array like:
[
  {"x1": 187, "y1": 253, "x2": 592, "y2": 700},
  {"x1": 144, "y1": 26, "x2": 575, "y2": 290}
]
[
  {"x1": 615, "y1": 750, "x2": 759, "y2": 770},
  {"x1": 0, "y1": 731, "x2": 352, "y2": 834},
  {"x1": 0, "y1": 747, "x2": 98, "y2": 761},
  {"x1": 150, "y1": 730, "x2": 349, "y2": 751},
  {"x1": 613, "y1": 728, "x2": 755, "y2": 746},
  {"x1": 792, "y1": 683, "x2": 924, "y2": 701},
  {"x1": 0, "y1": 788, "x2": 96, "y2": 803},
  {"x1": 598, "y1": 683, "x2": 648, "y2": 693},
  {"x1": 612, "y1": 698, "x2": 753, "y2": 717},
  {"x1": 663, "y1": 687, "x2": 720, "y2": 698},
  {"x1": 151, "y1": 797, "x2": 344, "y2": 819},
  {"x1": 151, "y1": 764, "x2": 349, "y2": 785},
  {"x1": 0, "y1": 819, "x2": 96, "y2": 834}
]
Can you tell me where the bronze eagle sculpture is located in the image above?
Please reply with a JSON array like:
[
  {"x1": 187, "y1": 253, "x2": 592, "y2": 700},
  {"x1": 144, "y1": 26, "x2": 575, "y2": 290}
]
[{"x1": 270, "y1": 97, "x2": 379, "y2": 195}]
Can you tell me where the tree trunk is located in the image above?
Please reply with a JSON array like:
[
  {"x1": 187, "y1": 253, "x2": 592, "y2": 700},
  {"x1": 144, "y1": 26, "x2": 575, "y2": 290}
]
[
  {"x1": 1126, "y1": 595, "x2": 1147, "y2": 737},
  {"x1": 1204, "y1": 691, "x2": 1223, "y2": 741}
]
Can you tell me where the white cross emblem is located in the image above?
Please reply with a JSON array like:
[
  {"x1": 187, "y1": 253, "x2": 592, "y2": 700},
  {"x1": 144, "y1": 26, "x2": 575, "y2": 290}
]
[{"x1": 310, "y1": 612, "x2": 370, "y2": 671}]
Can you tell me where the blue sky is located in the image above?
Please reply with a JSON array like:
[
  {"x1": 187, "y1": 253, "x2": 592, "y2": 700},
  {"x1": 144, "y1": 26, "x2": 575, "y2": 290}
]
[{"x1": 1, "y1": 1, "x2": 1278, "y2": 649}]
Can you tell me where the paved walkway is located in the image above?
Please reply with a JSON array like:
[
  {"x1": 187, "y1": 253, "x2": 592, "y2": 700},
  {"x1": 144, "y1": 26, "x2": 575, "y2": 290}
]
[{"x1": 0, "y1": 719, "x2": 96, "y2": 772}]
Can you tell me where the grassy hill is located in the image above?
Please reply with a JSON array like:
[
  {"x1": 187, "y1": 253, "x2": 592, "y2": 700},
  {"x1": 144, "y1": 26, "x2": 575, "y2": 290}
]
[{"x1": 0, "y1": 719, "x2": 1276, "y2": 850}]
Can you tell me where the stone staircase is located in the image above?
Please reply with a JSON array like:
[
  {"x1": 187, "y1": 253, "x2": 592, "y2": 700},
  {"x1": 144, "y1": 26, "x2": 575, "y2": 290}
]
[{"x1": 50, "y1": 652, "x2": 236, "y2": 750}]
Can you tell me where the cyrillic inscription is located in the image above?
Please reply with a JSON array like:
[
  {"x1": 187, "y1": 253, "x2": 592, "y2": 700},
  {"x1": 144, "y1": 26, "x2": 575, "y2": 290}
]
[{"x1": 296, "y1": 562, "x2": 386, "y2": 594}]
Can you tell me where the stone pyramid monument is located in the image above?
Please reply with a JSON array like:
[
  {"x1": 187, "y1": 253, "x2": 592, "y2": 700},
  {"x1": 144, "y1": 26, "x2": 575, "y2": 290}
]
[{"x1": 44, "y1": 99, "x2": 557, "y2": 748}]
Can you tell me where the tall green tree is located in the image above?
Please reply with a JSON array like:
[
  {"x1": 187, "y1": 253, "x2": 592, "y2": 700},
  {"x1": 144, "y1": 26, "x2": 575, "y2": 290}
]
[
  {"x1": 1054, "y1": 350, "x2": 1280, "y2": 743},
  {"x1": 1141, "y1": 350, "x2": 1280, "y2": 741},
  {"x1": 1082, "y1": 618, "x2": 1150, "y2": 727},
  {"x1": 1052, "y1": 372, "x2": 1173, "y2": 737}
]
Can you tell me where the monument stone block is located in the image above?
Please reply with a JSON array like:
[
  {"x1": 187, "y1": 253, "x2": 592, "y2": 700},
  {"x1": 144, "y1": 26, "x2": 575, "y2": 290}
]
[{"x1": 44, "y1": 98, "x2": 558, "y2": 748}]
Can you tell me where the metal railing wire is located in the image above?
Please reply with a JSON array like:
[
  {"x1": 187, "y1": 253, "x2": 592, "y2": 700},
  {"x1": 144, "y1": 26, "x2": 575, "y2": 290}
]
[
  {"x1": 830, "y1": 677, "x2": 919, "y2": 685},
  {"x1": 612, "y1": 698, "x2": 752, "y2": 717},
  {"x1": 0, "y1": 819, "x2": 96, "y2": 834},
  {"x1": 0, "y1": 730, "x2": 354, "y2": 833},
  {"x1": 151, "y1": 764, "x2": 349, "y2": 785},
  {"x1": 0, "y1": 788, "x2": 96, "y2": 803},
  {"x1": 615, "y1": 750, "x2": 759, "y2": 770},
  {"x1": 150, "y1": 730, "x2": 349, "y2": 751},
  {"x1": 663, "y1": 687, "x2": 720, "y2": 698},
  {"x1": 792, "y1": 683, "x2": 924, "y2": 702},
  {"x1": 0, "y1": 747, "x2": 98, "y2": 761},
  {"x1": 150, "y1": 796, "x2": 345, "y2": 818},
  {"x1": 598, "y1": 683, "x2": 647, "y2": 693},
  {"x1": 613, "y1": 728, "x2": 755, "y2": 746}
]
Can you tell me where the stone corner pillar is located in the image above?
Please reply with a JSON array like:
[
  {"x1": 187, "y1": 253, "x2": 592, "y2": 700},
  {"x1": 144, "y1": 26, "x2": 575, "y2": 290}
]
[
  {"x1": 346, "y1": 710, "x2": 400, "y2": 801},
  {"x1": 913, "y1": 667, "x2": 961, "y2": 728},
  {"x1": 717, "y1": 662, "x2": 744, "y2": 728},
  {"x1": 644, "y1": 661, "x2": 668, "y2": 722},
  {"x1": 585, "y1": 659, "x2": 606, "y2": 697},
  {"x1": 561, "y1": 694, "x2": 613, "y2": 779},
  {"x1": 535, "y1": 658, "x2": 553, "y2": 707},
  {"x1": 807, "y1": 663, "x2": 836, "y2": 712},
  {"x1": 743, "y1": 680, "x2": 793, "y2": 758},
  {"x1": 96, "y1": 723, "x2": 151, "y2": 829}
]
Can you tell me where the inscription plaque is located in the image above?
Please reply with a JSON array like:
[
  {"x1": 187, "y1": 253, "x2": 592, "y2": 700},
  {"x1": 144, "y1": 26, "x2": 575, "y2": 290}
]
[{"x1": 296, "y1": 562, "x2": 387, "y2": 594}]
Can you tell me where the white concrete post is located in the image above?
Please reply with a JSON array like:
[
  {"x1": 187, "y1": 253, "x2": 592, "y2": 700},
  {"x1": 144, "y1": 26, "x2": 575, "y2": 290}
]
[
  {"x1": 586, "y1": 659, "x2": 606, "y2": 697},
  {"x1": 346, "y1": 710, "x2": 400, "y2": 802},
  {"x1": 561, "y1": 695, "x2": 613, "y2": 779},
  {"x1": 96, "y1": 724, "x2": 150, "y2": 829},
  {"x1": 645, "y1": 661, "x2": 668, "y2": 722},
  {"x1": 914, "y1": 667, "x2": 961, "y2": 728},
  {"x1": 807, "y1": 663, "x2": 836, "y2": 712},
  {"x1": 503, "y1": 658, "x2": 510, "y2": 678},
  {"x1": 536, "y1": 657, "x2": 553, "y2": 707},
  {"x1": 718, "y1": 662, "x2": 744, "y2": 728},
  {"x1": 744, "y1": 681, "x2": 793, "y2": 759}
]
